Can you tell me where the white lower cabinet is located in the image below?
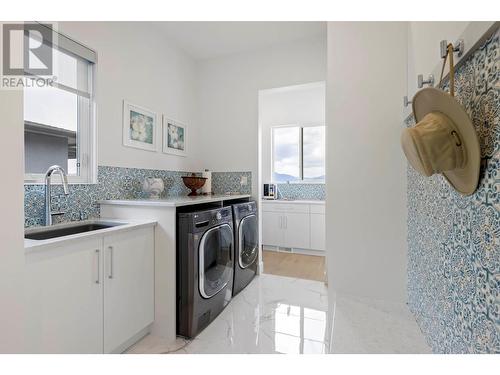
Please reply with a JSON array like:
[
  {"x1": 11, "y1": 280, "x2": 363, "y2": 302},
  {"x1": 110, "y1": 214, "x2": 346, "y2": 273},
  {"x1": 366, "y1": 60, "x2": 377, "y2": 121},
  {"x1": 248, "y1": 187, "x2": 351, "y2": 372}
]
[
  {"x1": 25, "y1": 225, "x2": 155, "y2": 354},
  {"x1": 25, "y1": 237, "x2": 104, "y2": 354},
  {"x1": 103, "y1": 227, "x2": 154, "y2": 353},
  {"x1": 261, "y1": 211, "x2": 285, "y2": 246},
  {"x1": 283, "y1": 212, "x2": 310, "y2": 249},
  {"x1": 262, "y1": 201, "x2": 325, "y2": 253},
  {"x1": 310, "y1": 213, "x2": 326, "y2": 251}
]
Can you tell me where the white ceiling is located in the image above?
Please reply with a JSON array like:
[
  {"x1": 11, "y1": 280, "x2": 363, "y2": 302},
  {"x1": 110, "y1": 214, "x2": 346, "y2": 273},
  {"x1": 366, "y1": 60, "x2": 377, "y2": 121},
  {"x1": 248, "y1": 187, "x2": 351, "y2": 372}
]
[{"x1": 152, "y1": 21, "x2": 326, "y2": 60}]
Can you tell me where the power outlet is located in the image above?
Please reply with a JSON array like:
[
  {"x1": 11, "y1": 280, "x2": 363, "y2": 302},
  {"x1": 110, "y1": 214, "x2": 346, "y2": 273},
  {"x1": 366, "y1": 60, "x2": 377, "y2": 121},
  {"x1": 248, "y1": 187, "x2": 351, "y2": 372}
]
[{"x1": 240, "y1": 176, "x2": 248, "y2": 186}]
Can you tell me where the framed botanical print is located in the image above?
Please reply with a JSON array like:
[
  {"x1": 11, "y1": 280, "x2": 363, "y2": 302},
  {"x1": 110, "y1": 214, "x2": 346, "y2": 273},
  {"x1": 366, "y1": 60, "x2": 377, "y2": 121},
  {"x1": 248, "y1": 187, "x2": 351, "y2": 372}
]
[
  {"x1": 162, "y1": 116, "x2": 187, "y2": 157},
  {"x1": 122, "y1": 100, "x2": 158, "y2": 152}
]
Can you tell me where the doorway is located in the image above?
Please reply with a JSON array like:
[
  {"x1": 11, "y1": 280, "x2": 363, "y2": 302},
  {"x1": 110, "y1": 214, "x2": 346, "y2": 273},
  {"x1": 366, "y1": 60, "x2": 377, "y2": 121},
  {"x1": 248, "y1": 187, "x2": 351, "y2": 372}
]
[{"x1": 257, "y1": 81, "x2": 326, "y2": 282}]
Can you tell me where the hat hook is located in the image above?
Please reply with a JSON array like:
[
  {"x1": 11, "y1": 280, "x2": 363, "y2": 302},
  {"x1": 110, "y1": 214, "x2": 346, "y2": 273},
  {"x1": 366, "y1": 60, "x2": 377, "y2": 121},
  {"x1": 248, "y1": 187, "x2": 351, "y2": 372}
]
[{"x1": 438, "y1": 39, "x2": 464, "y2": 97}]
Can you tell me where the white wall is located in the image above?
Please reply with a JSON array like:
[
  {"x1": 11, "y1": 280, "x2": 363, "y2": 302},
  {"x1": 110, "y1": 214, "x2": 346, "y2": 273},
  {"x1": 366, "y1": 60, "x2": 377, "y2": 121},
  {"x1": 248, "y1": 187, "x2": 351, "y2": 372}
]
[
  {"x1": 0, "y1": 21, "x2": 25, "y2": 351},
  {"x1": 326, "y1": 22, "x2": 408, "y2": 304},
  {"x1": 58, "y1": 22, "x2": 202, "y2": 172},
  {"x1": 196, "y1": 37, "x2": 327, "y2": 197},
  {"x1": 259, "y1": 82, "x2": 325, "y2": 183}
]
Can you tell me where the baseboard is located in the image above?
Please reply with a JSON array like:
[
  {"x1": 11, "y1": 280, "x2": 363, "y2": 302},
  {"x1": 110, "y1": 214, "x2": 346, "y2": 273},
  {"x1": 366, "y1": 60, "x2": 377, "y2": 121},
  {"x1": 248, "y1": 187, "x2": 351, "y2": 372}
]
[
  {"x1": 257, "y1": 260, "x2": 265, "y2": 275},
  {"x1": 112, "y1": 324, "x2": 152, "y2": 354},
  {"x1": 263, "y1": 245, "x2": 325, "y2": 257}
]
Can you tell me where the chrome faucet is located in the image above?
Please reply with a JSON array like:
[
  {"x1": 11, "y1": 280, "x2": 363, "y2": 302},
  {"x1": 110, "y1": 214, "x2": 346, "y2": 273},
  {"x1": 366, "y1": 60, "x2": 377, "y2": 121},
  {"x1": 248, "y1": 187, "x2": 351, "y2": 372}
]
[{"x1": 44, "y1": 165, "x2": 69, "y2": 226}]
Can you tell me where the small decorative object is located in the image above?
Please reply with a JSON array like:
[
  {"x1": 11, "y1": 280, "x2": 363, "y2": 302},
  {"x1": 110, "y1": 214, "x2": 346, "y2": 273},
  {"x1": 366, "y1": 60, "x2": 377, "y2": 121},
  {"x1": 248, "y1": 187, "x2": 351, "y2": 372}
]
[
  {"x1": 123, "y1": 100, "x2": 158, "y2": 152},
  {"x1": 182, "y1": 173, "x2": 207, "y2": 196},
  {"x1": 142, "y1": 177, "x2": 165, "y2": 199},
  {"x1": 401, "y1": 43, "x2": 480, "y2": 196},
  {"x1": 163, "y1": 116, "x2": 187, "y2": 157},
  {"x1": 201, "y1": 169, "x2": 212, "y2": 195}
]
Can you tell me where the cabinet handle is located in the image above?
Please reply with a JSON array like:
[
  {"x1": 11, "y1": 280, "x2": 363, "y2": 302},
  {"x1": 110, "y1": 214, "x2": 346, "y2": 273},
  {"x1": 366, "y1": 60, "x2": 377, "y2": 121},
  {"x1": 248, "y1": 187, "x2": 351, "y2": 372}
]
[
  {"x1": 279, "y1": 216, "x2": 282, "y2": 229},
  {"x1": 108, "y1": 246, "x2": 114, "y2": 279},
  {"x1": 284, "y1": 216, "x2": 287, "y2": 229},
  {"x1": 95, "y1": 249, "x2": 100, "y2": 284}
]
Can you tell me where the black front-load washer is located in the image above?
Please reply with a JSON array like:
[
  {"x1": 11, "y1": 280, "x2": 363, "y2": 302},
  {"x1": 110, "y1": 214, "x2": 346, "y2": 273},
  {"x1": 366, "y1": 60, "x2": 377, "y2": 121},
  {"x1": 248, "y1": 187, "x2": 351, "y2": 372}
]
[
  {"x1": 176, "y1": 206, "x2": 234, "y2": 338},
  {"x1": 231, "y1": 201, "x2": 259, "y2": 296}
]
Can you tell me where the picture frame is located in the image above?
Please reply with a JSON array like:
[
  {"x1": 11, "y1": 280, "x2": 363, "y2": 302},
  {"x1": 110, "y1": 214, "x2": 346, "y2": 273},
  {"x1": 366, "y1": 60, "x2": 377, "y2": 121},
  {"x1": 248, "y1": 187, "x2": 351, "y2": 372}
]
[
  {"x1": 162, "y1": 116, "x2": 187, "y2": 157},
  {"x1": 122, "y1": 100, "x2": 158, "y2": 152}
]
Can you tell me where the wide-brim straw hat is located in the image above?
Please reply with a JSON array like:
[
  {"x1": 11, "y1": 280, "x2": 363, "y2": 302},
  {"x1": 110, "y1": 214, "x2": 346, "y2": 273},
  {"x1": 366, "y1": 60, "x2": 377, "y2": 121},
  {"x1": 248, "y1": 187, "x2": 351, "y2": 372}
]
[{"x1": 401, "y1": 87, "x2": 480, "y2": 195}]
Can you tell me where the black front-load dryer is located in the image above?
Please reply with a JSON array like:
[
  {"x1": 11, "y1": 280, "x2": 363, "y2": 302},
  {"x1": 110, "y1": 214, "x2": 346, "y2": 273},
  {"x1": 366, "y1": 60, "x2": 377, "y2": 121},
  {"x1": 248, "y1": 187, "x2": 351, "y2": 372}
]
[
  {"x1": 232, "y1": 201, "x2": 259, "y2": 296},
  {"x1": 177, "y1": 206, "x2": 234, "y2": 338}
]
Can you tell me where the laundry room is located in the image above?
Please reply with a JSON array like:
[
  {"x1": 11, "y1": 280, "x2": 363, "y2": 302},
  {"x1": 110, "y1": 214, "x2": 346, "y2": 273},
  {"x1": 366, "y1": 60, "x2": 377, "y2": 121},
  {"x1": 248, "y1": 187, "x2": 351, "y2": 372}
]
[{"x1": 1, "y1": 8, "x2": 499, "y2": 371}]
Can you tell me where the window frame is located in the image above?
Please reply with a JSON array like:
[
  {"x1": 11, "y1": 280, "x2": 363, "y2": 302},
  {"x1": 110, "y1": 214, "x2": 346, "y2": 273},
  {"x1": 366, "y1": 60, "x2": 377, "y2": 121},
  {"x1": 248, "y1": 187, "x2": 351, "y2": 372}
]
[
  {"x1": 24, "y1": 26, "x2": 97, "y2": 185},
  {"x1": 271, "y1": 122, "x2": 325, "y2": 184}
]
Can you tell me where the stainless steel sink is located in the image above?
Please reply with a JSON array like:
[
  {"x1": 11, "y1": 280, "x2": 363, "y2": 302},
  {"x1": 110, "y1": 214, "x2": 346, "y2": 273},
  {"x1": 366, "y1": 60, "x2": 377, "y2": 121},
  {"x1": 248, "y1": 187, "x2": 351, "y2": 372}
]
[{"x1": 25, "y1": 221, "x2": 125, "y2": 240}]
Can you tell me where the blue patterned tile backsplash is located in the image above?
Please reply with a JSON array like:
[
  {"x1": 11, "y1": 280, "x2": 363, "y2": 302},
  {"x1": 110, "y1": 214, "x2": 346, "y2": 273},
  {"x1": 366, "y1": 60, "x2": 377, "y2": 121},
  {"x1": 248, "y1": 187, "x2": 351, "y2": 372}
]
[
  {"x1": 277, "y1": 183, "x2": 325, "y2": 200},
  {"x1": 211, "y1": 171, "x2": 252, "y2": 195},
  {"x1": 406, "y1": 27, "x2": 500, "y2": 353},
  {"x1": 24, "y1": 166, "x2": 252, "y2": 227}
]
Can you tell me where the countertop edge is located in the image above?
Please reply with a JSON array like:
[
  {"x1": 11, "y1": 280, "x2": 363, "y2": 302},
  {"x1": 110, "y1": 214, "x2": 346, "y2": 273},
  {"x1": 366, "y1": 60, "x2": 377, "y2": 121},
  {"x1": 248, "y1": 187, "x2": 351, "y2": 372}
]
[
  {"x1": 98, "y1": 194, "x2": 252, "y2": 207},
  {"x1": 24, "y1": 219, "x2": 157, "y2": 252},
  {"x1": 260, "y1": 199, "x2": 325, "y2": 205}
]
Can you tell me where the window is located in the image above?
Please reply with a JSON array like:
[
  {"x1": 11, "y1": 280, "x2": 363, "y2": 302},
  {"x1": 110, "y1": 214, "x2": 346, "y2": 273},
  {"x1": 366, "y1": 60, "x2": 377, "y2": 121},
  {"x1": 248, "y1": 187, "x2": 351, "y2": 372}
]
[
  {"x1": 24, "y1": 26, "x2": 96, "y2": 183},
  {"x1": 272, "y1": 125, "x2": 325, "y2": 183}
]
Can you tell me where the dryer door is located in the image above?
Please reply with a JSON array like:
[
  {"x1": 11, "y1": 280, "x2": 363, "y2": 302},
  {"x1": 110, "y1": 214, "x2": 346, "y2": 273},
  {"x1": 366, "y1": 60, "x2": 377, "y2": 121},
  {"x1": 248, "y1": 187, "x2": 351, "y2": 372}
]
[
  {"x1": 199, "y1": 223, "x2": 233, "y2": 299},
  {"x1": 238, "y1": 214, "x2": 258, "y2": 268}
]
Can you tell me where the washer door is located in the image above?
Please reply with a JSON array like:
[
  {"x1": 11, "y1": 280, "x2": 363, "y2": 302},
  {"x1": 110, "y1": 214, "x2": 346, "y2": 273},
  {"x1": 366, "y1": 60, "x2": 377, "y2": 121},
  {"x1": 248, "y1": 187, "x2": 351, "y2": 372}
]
[
  {"x1": 199, "y1": 223, "x2": 233, "y2": 299},
  {"x1": 238, "y1": 214, "x2": 258, "y2": 268}
]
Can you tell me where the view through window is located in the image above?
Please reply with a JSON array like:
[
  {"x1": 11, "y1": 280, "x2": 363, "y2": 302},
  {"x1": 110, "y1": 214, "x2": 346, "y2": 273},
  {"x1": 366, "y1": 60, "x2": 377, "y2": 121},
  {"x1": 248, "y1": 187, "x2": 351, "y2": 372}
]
[
  {"x1": 24, "y1": 28, "x2": 95, "y2": 183},
  {"x1": 272, "y1": 125, "x2": 325, "y2": 183}
]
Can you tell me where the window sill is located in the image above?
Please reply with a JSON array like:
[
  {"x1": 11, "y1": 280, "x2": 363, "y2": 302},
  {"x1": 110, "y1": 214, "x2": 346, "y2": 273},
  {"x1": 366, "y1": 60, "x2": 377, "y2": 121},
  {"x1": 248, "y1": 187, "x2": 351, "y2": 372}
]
[
  {"x1": 24, "y1": 177, "x2": 98, "y2": 185},
  {"x1": 274, "y1": 181, "x2": 325, "y2": 185}
]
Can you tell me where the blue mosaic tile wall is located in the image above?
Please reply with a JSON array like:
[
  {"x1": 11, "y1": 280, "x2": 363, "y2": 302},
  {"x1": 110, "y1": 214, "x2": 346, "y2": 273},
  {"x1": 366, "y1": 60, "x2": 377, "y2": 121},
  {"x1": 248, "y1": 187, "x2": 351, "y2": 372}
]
[
  {"x1": 276, "y1": 183, "x2": 325, "y2": 200},
  {"x1": 406, "y1": 28, "x2": 499, "y2": 353},
  {"x1": 211, "y1": 171, "x2": 252, "y2": 195},
  {"x1": 25, "y1": 166, "x2": 252, "y2": 227}
]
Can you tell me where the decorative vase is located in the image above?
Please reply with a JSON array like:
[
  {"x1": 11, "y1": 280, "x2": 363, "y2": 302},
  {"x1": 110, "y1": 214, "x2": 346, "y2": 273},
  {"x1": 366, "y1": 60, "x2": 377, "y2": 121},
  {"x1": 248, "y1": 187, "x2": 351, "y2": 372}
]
[
  {"x1": 181, "y1": 173, "x2": 207, "y2": 196},
  {"x1": 142, "y1": 177, "x2": 165, "y2": 199}
]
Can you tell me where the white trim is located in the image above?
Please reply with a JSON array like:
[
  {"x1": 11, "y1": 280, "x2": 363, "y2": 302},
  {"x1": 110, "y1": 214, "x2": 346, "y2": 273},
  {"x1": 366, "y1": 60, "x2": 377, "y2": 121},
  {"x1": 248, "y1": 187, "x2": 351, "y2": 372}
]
[
  {"x1": 259, "y1": 81, "x2": 325, "y2": 96},
  {"x1": 122, "y1": 100, "x2": 158, "y2": 153},
  {"x1": 36, "y1": 22, "x2": 97, "y2": 63},
  {"x1": 281, "y1": 180, "x2": 326, "y2": 185},
  {"x1": 162, "y1": 116, "x2": 187, "y2": 157}
]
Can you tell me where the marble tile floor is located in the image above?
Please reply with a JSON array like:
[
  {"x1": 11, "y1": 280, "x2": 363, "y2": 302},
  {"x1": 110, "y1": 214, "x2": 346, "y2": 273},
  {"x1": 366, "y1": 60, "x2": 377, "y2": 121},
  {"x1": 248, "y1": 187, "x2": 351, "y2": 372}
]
[
  {"x1": 126, "y1": 274, "x2": 431, "y2": 354},
  {"x1": 330, "y1": 294, "x2": 432, "y2": 353}
]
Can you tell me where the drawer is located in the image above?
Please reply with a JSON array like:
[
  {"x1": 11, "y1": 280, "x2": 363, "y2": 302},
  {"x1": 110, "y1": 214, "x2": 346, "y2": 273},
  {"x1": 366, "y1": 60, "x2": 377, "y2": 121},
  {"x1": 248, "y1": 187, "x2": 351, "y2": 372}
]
[
  {"x1": 262, "y1": 202, "x2": 310, "y2": 214},
  {"x1": 310, "y1": 204, "x2": 325, "y2": 214}
]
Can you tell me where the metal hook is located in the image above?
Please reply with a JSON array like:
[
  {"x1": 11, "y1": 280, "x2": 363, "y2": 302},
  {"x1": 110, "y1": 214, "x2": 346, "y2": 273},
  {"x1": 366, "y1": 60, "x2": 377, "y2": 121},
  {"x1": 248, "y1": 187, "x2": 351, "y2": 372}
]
[
  {"x1": 418, "y1": 74, "x2": 434, "y2": 88},
  {"x1": 440, "y1": 39, "x2": 464, "y2": 58},
  {"x1": 403, "y1": 96, "x2": 412, "y2": 107}
]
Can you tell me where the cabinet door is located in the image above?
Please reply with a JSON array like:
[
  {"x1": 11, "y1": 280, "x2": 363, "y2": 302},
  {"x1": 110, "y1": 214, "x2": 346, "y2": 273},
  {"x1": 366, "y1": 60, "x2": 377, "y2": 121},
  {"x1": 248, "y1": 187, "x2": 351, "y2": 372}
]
[
  {"x1": 25, "y1": 238, "x2": 103, "y2": 353},
  {"x1": 283, "y1": 212, "x2": 310, "y2": 249},
  {"x1": 262, "y1": 211, "x2": 284, "y2": 247},
  {"x1": 103, "y1": 226, "x2": 154, "y2": 353},
  {"x1": 310, "y1": 214, "x2": 326, "y2": 251}
]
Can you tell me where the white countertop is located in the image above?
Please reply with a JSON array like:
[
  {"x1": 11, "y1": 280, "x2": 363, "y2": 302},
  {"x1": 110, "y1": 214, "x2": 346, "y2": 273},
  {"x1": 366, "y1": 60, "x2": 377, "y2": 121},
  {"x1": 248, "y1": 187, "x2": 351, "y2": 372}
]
[
  {"x1": 261, "y1": 199, "x2": 325, "y2": 205},
  {"x1": 24, "y1": 219, "x2": 157, "y2": 252},
  {"x1": 98, "y1": 194, "x2": 252, "y2": 207}
]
